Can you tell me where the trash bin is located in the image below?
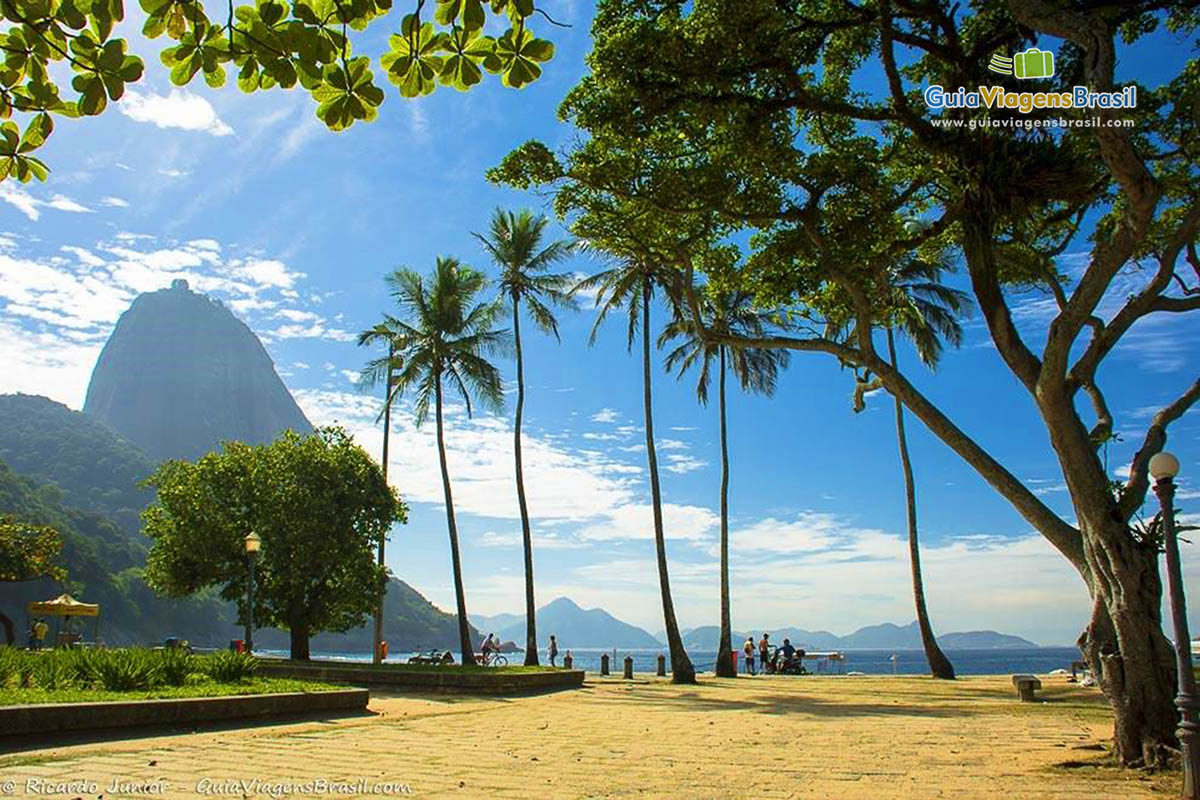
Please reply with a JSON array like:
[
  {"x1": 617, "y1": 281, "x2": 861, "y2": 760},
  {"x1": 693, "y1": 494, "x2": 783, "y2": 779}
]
[
  {"x1": 732, "y1": 650, "x2": 738, "y2": 672},
  {"x1": 378, "y1": 641, "x2": 389, "y2": 660},
  {"x1": 231, "y1": 639, "x2": 245, "y2": 653}
]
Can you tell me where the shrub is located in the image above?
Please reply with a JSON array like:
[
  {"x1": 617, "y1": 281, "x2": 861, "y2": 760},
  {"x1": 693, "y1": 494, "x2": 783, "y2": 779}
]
[
  {"x1": 158, "y1": 648, "x2": 196, "y2": 687},
  {"x1": 32, "y1": 652, "x2": 77, "y2": 690},
  {"x1": 203, "y1": 651, "x2": 258, "y2": 683},
  {"x1": 89, "y1": 648, "x2": 163, "y2": 691}
]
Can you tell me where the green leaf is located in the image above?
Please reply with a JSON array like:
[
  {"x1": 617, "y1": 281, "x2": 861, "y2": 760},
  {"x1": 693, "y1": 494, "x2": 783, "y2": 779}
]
[{"x1": 496, "y1": 27, "x2": 552, "y2": 88}]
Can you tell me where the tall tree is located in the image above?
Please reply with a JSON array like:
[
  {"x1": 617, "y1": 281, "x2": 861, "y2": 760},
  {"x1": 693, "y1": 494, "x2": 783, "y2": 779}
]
[
  {"x1": 661, "y1": 288, "x2": 788, "y2": 678},
  {"x1": 493, "y1": 0, "x2": 1199, "y2": 763},
  {"x1": 473, "y1": 209, "x2": 575, "y2": 666},
  {"x1": 356, "y1": 329, "x2": 404, "y2": 663},
  {"x1": 362, "y1": 259, "x2": 508, "y2": 666},
  {"x1": 143, "y1": 427, "x2": 404, "y2": 660},
  {"x1": 855, "y1": 258, "x2": 971, "y2": 680},
  {"x1": 575, "y1": 257, "x2": 697, "y2": 684},
  {"x1": 0, "y1": 515, "x2": 65, "y2": 644}
]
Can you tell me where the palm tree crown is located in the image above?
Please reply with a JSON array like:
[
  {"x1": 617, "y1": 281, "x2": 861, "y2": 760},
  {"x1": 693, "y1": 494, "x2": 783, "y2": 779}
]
[
  {"x1": 358, "y1": 258, "x2": 509, "y2": 425},
  {"x1": 661, "y1": 289, "x2": 790, "y2": 405},
  {"x1": 475, "y1": 209, "x2": 576, "y2": 332}
]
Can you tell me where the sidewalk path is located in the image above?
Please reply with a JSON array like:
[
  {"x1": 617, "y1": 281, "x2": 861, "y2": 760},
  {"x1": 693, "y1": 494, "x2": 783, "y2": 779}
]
[{"x1": 0, "y1": 675, "x2": 1179, "y2": 798}]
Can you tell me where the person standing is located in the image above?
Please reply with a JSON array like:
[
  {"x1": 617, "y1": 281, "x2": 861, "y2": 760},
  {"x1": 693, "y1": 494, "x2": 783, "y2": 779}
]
[
  {"x1": 743, "y1": 637, "x2": 756, "y2": 676},
  {"x1": 548, "y1": 635, "x2": 559, "y2": 666},
  {"x1": 758, "y1": 632, "x2": 770, "y2": 673}
]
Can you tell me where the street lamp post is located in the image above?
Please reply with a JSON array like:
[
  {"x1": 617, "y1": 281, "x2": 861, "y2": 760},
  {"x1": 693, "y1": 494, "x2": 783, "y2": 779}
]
[
  {"x1": 244, "y1": 531, "x2": 261, "y2": 654},
  {"x1": 1151, "y1": 451, "x2": 1199, "y2": 800}
]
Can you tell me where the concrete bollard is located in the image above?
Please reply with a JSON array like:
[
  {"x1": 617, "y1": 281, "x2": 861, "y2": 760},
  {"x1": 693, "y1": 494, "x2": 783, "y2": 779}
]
[
  {"x1": 600, "y1": 653, "x2": 610, "y2": 676},
  {"x1": 623, "y1": 655, "x2": 633, "y2": 679},
  {"x1": 563, "y1": 653, "x2": 573, "y2": 669},
  {"x1": 656, "y1": 654, "x2": 666, "y2": 677}
]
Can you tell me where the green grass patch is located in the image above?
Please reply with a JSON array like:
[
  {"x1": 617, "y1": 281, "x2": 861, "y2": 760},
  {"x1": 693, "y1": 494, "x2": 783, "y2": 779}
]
[
  {"x1": 0, "y1": 677, "x2": 342, "y2": 706},
  {"x1": 280, "y1": 660, "x2": 562, "y2": 675},
  {"x1": 0, "y1": 645, "x2": 308, "y2": 700}
]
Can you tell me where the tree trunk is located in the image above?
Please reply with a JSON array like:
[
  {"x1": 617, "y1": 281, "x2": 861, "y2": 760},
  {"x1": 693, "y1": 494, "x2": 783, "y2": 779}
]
[
  {"x1": 289, "y1": 624, "x2": 310, "y2": 661},
  {"x1": 373, "y1": 341, "x2": 394, "y2": 664},
  {"x1": 512, "y1": 297, "x2": 539, "y2": 666},
  {"x1": 642, "y1": 278, "x2": 696, "y2": 684},
  {"x1": 715, "y1": 346, "x2": 735, "y2": 678},
  {"x1": 1078, "y1": 516, "x2": 1178, "y2": 766},
  {"x1": 0, "y1": 611, "x2": 13, "y2": 646},
  {"x1": 436, "y1": 373, "x2": 476, "y2": 667},
  {"x1": 887, "y1": 328, "x2": 954, "y2": 680}
]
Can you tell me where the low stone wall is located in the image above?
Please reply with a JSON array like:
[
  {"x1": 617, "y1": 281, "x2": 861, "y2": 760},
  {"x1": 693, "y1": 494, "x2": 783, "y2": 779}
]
[
  {"x1": 257, "y1": 661, "x2": 585, "y2": 694},
  {"x1": 0, "y1": 689, "x2": 369, "y2": 738}
]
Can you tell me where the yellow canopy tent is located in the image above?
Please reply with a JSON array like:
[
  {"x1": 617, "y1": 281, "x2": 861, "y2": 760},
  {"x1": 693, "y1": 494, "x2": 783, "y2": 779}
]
[{"x1": 26, "y1": 594, "x2": 100, "y2": 647}]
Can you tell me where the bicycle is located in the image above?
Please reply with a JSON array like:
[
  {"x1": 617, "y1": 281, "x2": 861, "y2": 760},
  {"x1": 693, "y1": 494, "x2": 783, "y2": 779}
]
[{"x1": 478, "y1": 651, "x2": 508, "y2": 667}]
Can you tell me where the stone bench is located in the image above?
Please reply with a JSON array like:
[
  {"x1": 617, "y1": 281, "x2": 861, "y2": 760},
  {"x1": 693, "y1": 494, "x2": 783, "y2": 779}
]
[{"x1": 1012, "y1": 674, "x2": 1041, "y2": 702}]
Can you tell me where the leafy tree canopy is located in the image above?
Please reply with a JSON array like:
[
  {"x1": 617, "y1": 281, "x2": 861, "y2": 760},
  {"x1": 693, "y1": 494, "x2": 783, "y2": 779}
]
[
  {"x1": 0, "y1": 0, "x2": 557, "y2": 182},
  {"x1": 142, "y1": 426, "x2": 407, "y2": 655},
  {"x1": 0, "y1": 514, "x2": 65, "y2": 583},
  {"x1": 491, "y1": 0, "x2": 1200, "y2": 762}
]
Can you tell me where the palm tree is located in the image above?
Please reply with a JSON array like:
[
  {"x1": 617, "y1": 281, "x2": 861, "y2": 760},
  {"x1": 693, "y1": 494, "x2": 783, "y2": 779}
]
[
  {"x1": 661, "y1": 289, "x2": 789, "y2": 677},
  {"x1": 473, "y1": 209, "x2": 575, "y2": 667},
  {"x1": 881, "y1": 257, "x2": 970, "y2": 680},
  {"x1": 358, "y1": 258, "x2": 508, "y2": 666},
  {"x1": 574, "y1": 258, "x2": 697, "y2": 684},
  {"x1": 355, "y1": 327, "x2": 403, "y2": 663}
]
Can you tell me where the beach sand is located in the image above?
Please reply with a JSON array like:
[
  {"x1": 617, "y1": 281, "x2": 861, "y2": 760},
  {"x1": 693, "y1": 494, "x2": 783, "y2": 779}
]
[{"x1": 1, "y1": 674, "x2": 1181, "y2": 798}]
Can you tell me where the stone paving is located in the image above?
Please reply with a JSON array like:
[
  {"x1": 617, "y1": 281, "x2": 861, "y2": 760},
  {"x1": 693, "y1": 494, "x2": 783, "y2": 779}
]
[{"x1": 0, "y1": 674, "x2": 1181, "y2": 798}]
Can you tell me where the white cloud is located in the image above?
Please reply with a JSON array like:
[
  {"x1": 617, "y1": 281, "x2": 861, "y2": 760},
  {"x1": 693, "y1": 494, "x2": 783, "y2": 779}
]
[
  {"x1": 100, "y1": 196, "x2": 130, "y2": 208},
  {"x1": 0, "y1": 184, "x2": 93, "y2": 221},
  {"x1": 120, "y1": 90, "x2": 234, "y2": 136},
  {"x1": 158, "y1": 168, "x2": 190, "y2": 178},
  {"x1": 233, "y1": 258, "x2": 303, "y2": 289},
  {"x1": 590, "y1": 407, "x2": 620, "y2": 424},
  {"x1": 663, "y1": 453, "x2": 707, "y2": 474}
]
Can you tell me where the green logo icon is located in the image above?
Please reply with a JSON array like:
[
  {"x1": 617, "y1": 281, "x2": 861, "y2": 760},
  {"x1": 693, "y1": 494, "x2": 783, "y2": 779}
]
[{"x1": 988, "y1": 48, "x2": 1055, "y2": 79}]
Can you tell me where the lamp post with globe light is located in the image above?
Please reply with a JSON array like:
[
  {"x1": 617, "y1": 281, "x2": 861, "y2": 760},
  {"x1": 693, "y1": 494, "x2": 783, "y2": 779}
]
[
  {"x1": 244, "y1": 531, "x2": 261, "y2": 654},
  {"x1": 1150, "y1": 451, "x2": 1199, "y2": 799}
]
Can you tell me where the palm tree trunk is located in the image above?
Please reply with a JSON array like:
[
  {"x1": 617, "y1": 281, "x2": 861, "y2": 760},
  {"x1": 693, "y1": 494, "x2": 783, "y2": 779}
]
[
  {"x1": 642, "y1": 278, "x2": 696, "y2": 684},
  {"x1": 373, "y1": 341, "x2": 394, "y2": 664},
  {"x1": 715, "y1": 346, "x2": 736, "y2": 677},
  {"x1": 512, "y1": 296, "x2": 539, "y2": 666},
  {"x1": 436, "y1": 372, "x2": 475, "y2": 666},
  {"x1": 888, "y1": 328, "x2": 955, "y2": 680}
]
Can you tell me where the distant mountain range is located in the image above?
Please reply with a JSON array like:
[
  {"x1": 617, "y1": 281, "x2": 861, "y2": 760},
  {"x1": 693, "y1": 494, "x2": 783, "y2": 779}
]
[
  {"x1": 474, "y1": 597, "x2": 663, "y2": 649},
  {"x1": 477, "y1": 601, "x2": 1038, "y2": 652},
  {"x1": 680, "y1": 622, "x2": 1037, "y2": 651}
]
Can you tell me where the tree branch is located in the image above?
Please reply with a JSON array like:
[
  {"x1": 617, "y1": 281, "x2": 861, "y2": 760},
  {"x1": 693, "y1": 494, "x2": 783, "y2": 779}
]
[{"x1": 1120, "y1": 375, "x2": 1200, "y2": 520}]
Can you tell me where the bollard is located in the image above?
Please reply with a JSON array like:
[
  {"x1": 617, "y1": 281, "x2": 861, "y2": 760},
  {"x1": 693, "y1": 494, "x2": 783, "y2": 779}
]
[
  {"x1": 657, "y1": 654, "x2": 666, "y2": 677},
  {"x1": 563, "y1": 653, "x2": 573, "y2": 669},
  {"x1": 623, "y1": 655, "x2": 634, "y2": 679},
  {"x1": 600, "y1": 653, "x2": 610, "y2": 676}
]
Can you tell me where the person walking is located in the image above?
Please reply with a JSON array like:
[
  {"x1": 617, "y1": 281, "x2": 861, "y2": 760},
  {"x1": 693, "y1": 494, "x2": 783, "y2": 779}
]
[
  {"x1": 743, "y1": 637, "x2": 756, "y2": 676},
  {"x1": 548, "y1": 635, "x2": 559, "y2": 667}
]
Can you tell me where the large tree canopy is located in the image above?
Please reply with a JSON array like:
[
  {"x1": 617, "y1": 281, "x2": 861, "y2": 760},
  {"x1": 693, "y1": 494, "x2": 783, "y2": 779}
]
[
  {"x1": 0, "y1": 514, "x2": 65, "y2": 583},
  {"x1": 492, "y1": 0, "x2": 1199, "y2": 766},
  {"x1": 142, "y1": 426, "x2": 406, "y2": 659},
  {"x1": 0, "y1": 0, "x2": 557, "y2": 183}
]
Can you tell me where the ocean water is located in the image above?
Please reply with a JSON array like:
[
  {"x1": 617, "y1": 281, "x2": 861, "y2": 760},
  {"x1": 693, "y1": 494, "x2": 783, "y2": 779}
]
[{"x1": 266, "y1": 646, "x2": 1083, "y2": 676}]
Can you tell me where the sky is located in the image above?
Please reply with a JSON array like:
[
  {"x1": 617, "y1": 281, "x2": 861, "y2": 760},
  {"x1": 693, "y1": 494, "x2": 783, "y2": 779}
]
[{"x1": 1, "y1": 4, "x2": 1198, "y2": 647}]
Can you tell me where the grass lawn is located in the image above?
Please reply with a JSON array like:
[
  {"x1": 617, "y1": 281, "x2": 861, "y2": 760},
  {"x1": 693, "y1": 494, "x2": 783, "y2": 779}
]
[
  {"x1": 0, "y1": 677, "x2": 342, "y2": 706},
  {"x1": 278, "y1": 660, "x2": 562, "y2": 674}
]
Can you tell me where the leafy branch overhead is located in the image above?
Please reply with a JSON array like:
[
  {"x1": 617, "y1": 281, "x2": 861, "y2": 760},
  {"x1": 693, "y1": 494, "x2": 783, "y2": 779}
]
[{"x1": 0, "y1": 0, "x2": 555, "y2": 181}]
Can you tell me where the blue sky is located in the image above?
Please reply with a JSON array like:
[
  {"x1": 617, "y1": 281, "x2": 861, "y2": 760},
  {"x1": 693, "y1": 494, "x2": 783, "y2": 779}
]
[{"x1": 1, "y1": 4, "x2": 1197, "y2": 647}]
